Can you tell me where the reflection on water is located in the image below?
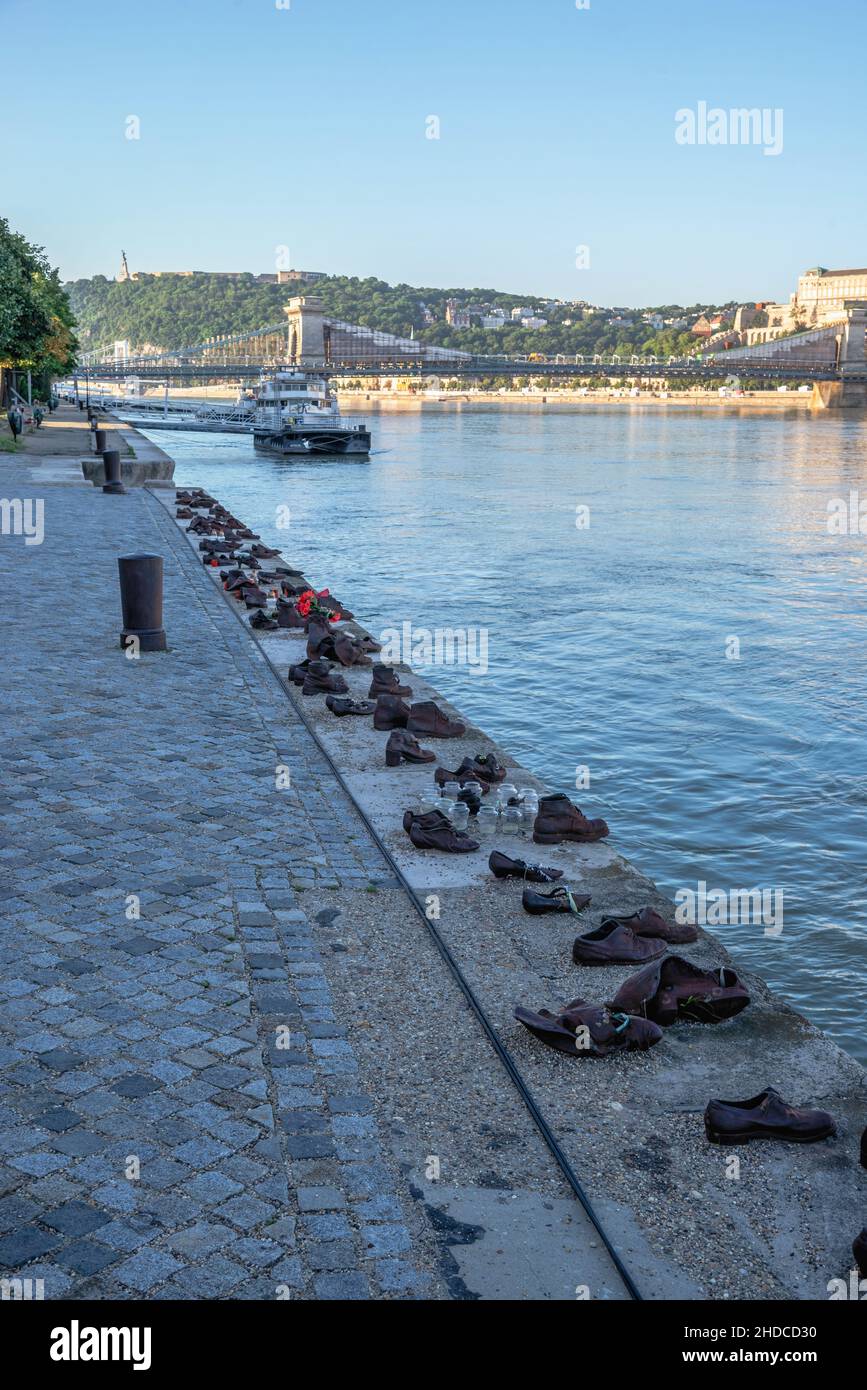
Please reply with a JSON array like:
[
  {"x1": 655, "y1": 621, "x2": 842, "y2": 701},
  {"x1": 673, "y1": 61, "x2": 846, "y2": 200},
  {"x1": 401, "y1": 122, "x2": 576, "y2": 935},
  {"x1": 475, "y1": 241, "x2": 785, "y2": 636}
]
[{"x1": 153, "y1": 406, "x2": 867, "y2": 1063}]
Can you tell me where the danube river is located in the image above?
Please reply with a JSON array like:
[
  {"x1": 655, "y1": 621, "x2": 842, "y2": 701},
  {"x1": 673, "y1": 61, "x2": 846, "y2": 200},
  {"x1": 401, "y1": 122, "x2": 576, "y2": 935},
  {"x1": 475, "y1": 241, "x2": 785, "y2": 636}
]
[{"x1": 153, "y1": 404, "x2": 867, "y2": 1064}]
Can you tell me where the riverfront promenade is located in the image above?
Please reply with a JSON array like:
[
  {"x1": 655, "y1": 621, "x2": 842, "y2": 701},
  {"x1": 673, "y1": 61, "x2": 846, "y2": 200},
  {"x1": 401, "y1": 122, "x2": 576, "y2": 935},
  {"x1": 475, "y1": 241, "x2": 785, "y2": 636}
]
[
  {"x1": 0, "y1": 414, "x2": 438, "y2": 1299},
  {"x1": 1, "y1": 408, "x2": 866, "y2": 1302}
]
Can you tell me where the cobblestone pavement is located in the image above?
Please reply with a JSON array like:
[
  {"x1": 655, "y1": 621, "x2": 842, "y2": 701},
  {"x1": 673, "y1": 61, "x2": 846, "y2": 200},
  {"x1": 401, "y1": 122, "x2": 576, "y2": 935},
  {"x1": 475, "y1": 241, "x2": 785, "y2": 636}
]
[{"x1": 0, "y1": 457, "x2": 433, "y2": 1299}]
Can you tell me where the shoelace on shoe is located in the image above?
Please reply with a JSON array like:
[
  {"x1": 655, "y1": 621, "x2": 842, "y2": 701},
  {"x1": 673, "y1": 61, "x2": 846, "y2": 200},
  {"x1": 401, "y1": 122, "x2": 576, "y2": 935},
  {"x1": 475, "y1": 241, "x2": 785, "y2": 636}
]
[{"x1": 545, "y1": 886, "x2": 582, "y2": 913}]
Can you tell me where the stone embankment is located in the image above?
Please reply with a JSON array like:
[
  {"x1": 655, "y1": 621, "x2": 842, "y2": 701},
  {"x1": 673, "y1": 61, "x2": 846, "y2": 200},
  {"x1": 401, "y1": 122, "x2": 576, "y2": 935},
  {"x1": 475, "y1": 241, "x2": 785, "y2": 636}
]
[{"x1": 0, "y1": 405, "x2": 863, "y2": 1301}]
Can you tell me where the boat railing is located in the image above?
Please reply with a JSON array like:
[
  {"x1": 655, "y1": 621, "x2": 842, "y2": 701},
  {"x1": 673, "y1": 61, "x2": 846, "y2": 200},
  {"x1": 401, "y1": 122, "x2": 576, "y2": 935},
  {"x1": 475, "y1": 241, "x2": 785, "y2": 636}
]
[{"x1": 254, "y1": 409, "x2": 366, "y2": 433}]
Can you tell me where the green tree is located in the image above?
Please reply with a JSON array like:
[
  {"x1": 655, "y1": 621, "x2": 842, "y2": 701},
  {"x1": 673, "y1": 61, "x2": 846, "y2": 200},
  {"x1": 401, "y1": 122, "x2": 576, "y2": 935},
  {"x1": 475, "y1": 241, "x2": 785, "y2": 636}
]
[{"x1": 0, "y1": 219, "x2": 77, "y2": 388}]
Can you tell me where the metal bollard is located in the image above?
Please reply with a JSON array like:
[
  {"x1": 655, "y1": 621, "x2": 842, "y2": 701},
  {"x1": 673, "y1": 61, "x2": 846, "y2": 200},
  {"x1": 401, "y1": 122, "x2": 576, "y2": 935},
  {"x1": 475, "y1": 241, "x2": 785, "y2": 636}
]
[
  {"x1": 118, "y1": 554, "x2": 167, "y2": 652},
  {"x1": 101, "y1": 449, "x2": 126, "y2": 495},
  {"x1": 94, "y1": 428, "x2": 107, "y2": 453}
]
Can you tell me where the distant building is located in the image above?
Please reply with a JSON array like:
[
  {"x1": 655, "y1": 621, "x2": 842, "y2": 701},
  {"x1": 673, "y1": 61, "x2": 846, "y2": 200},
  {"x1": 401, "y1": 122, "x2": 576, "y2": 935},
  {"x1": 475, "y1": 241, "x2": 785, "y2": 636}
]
[
  {"x1": 521, "y1": 316, "x2": 547, "y2": 329},
  {"x1": 277, "y1": 269, "x2": 327, "y2": 283},
  {"x1": 795, "y1": 266, "x2": 867, "y2": 323},
  {"x1": 691, "y1": 315, "x2": 714, "y2": 337},
  {"x1": 481, "y1": 312, "x2": 506, "y2": 329}
]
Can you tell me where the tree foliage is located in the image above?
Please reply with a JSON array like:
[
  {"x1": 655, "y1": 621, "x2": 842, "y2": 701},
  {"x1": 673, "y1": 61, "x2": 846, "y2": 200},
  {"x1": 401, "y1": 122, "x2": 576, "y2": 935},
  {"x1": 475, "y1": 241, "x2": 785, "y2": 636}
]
[{"x1": 0, "y1": 219, "x2": 77, "y2": 375}]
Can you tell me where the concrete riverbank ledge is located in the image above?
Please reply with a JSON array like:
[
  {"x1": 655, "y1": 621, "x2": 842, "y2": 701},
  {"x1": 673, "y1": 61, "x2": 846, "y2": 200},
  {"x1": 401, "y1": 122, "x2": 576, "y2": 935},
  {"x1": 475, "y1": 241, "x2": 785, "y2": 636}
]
[
  {"x1": 79, "y1": 417, "x2": 175, "y2": 488},
  {"x1": 162, "y1": 479, "x2": 867, "y2": 1301}
]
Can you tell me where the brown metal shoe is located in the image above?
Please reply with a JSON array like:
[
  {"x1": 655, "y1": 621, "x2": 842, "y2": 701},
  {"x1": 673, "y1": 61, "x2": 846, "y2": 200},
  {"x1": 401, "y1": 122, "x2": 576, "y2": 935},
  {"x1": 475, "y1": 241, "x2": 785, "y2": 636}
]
[
  {"x1": 276, "y1": 598, "x2": 305, "y2": 629},
  {"x1": 514, "y1": 998, "x2": 663, "y2": 1057},
  {"x1": 373, "y1": 694, "x2": 411, "y2": 730},
  {"x1": 522, "y1": 886, "x2": 592, "y2": 916},
  {"x1": 368, "y1": 664, "x2": 413, "y2": 699},
  {"x1": 407, "y1": 700, "x2": 465, "y2": 739},
  {"x1": 288, "y1": 660, "x2": 310, "y2": 687},
  {"x1": 402, "y1": 808, "x2": 479, "y2": 853},
  {"x1": 704, "y1": 1087, "x2": 837, "y2": 1145},
  {"x1": 435, "y1": 765, "x2": 487, "y2": 792},
  {"x1": 462, "y1": 754, "x2": 506, "y2": 785},
  {"x1": 301, "y1": 660, "x2": 349, "y2": 696},
  {"x1": 572, "y1": 920, "x2": 666, "y2": 966},
  {"x1": 332, "y1": 632, "x2": 372, "y2": 668},
  {"x1": 307, "y1": 617, "x2": 337, "y2": 660},
  {"x1": 611, "y1": 955, "x2": 750, "y2": 1027},
  {"x1": 386, "y1": 730, "x2": 437, "y2": 766},
  {"x1": 604, "y1": 907, "x2": 698, "y2": 946},
  {"x1": 325, "y1": 696, "x2": 376, "y2": 717},
  {"x1": 533, "y1": 793, "x2": 609, "y2": 845},
  {"x1": 489, "y1": 851, "x2": 563, "y2": 883},
  {"x1": 250, "y1": 610, "x2": 278, "y2": 631}
]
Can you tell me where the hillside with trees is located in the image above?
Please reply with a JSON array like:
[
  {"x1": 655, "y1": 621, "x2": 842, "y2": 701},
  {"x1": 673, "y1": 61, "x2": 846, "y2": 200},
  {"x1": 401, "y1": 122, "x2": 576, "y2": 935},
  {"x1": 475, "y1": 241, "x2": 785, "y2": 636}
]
[{"x1": 66, "y1": 270, "x2": 733, "y2": 362}]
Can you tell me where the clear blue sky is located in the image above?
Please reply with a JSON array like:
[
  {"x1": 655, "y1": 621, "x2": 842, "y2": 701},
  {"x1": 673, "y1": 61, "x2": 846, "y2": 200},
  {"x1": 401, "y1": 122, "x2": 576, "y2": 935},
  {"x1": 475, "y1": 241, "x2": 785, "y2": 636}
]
[{"x1": 4, "y1": 0, "x2": 866, "y2": 306}]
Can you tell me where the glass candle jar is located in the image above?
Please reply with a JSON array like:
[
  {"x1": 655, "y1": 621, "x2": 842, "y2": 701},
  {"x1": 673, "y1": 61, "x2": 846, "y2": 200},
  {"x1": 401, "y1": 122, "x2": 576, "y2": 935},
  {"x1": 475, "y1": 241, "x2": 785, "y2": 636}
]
[
  {"x1": 497, "y1": 782, "x2": 519, "y2": 808},
  {"x1": 518, "y1": 789, "x2": 539, "y2": 827},
  {"x1": 442, "y1": 781, "x2": 462, "y2": 802},
  {"x1": 475, "y1": 805, "x2": 499, "y2": 838},
  {"x1": 417, "y1": 794, "x2": 439, "y2": 816},
  {"x1": 449, "y1": 802, "x2": 470, "y2": 832},
  {"x1": 462, "y1": 779, "x2": 483, "y2": 802},
  {"x1": 502, "y1": 807, "x2": 523, "y2": 835}
]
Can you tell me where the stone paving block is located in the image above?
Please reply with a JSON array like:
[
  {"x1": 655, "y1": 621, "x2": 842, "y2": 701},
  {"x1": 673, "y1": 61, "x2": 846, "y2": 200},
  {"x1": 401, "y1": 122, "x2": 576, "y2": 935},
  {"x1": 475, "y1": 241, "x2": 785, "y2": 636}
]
[
  {"x1": 0, "y1": 1225, "x2": 61, "y2": 1265},
  {"x1": 41, "y1": 1201, "x2": 111, "y2": 1237},
  {"x1": 297, "y1": 1186, "x2": 347, "y2": 1212},
  {"x1": 307, "y1": 1239, "x2": 357, "y2": 1271},
  {"x1": 55, "y1": 1240, "x2": 118, "y2": 1277},
  {"x1": 114, "y1": 1248, "x2": 185, "y2": 1292},
  {"x1": 314, "y1": 1272, "x2": 370, "y2": 1300},
  {"x1": 213, "y1": 1195, "x2": 276, "y2": 1231}
]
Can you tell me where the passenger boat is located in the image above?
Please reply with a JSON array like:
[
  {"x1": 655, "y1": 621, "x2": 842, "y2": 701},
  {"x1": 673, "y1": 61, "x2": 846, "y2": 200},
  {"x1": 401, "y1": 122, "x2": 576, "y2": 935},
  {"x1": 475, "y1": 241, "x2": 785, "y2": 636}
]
[{"x1": 252, "y1": 371, "x2": 371, "y2": 455}]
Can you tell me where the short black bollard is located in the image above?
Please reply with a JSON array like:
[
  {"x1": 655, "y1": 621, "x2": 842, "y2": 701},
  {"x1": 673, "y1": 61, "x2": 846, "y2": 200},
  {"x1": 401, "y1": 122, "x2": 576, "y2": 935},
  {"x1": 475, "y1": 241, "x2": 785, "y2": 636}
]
[
  {"x1": 101, "y1": 449, "x2": 126, "y2": 495},
  {"x1": 94, "y1": 428, "x2": 107, "y2": 453},
  {"x1": 118, "y1": 553, "x2": 167, "y2": 652}
]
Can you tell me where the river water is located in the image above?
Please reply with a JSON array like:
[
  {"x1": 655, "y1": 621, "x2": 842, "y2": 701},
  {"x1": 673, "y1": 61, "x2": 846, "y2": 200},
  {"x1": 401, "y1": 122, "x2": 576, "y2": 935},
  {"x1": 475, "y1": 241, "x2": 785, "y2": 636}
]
[{"x1": 150, "y1": 403, "x2": 867, "y2": 1064}]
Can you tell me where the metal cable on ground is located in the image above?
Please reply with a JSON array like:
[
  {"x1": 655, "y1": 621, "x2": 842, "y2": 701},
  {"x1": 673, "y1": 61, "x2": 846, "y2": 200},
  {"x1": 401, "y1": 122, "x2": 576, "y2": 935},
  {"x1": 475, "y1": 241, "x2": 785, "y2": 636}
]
[{"x1": 149, "y1": 492, "x2": 643, "y2": 1302}]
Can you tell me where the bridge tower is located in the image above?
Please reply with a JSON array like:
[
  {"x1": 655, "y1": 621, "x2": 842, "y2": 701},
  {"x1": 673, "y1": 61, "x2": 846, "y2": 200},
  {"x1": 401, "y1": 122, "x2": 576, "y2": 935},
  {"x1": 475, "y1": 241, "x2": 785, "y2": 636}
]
[
  {"x1": 283, "y1": 296, "x2": 327, "y2": 366},
  {"x1": 813, "y1": 302, "x2": 867, "y2": 408}
]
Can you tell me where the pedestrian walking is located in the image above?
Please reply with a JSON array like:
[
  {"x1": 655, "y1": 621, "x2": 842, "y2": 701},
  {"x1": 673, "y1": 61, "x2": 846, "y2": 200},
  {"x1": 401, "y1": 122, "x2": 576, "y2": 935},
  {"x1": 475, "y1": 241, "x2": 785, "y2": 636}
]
[{"x1": 7, "y1": 406, "x2": 23, "y2": 441}]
